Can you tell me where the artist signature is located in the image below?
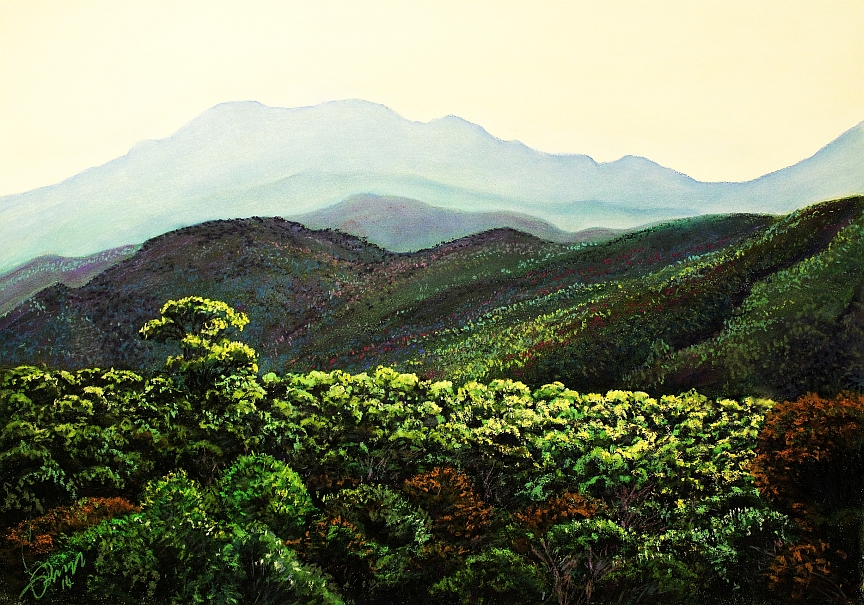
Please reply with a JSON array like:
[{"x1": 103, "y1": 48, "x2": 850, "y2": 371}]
[{"x1": 20, "y1": 551, "x2": 85, "y2": 599}]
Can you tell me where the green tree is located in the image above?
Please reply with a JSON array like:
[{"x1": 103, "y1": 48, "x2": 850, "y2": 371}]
[
  {"x1": 137, "y1": 298, "x2": 273, "y2": 483},
  {"x1": 33, "y1": 468, "x2": 340, "y2": 605},
  {"x1": 139, "y1": 296, "x2": 258, "y2": 392}
]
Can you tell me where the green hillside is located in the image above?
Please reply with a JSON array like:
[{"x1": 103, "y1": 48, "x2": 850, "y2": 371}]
[
  {"x1": 1, "y1": 196, "x2": 862, "y2": 401},
  {"x1": 432, "y1": 197, "x2": 863, "y2": 398},
  {"x1": 636, "y1": 199, "x2": 864, "y2": 399}
]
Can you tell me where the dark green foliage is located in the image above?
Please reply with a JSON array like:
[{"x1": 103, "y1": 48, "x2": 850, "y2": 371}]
[
  {"x1": 306, "y1": 483, "x2": 431, "y2": 601},
  {"x1": 217, "y1": 453, "x2": 314, "y2": 540},
  {"x1": 36, "y1": 469, "x2": 340, "y2": 604},
  {"x1": 0, "y1": 366, "x2": 155, "y2": 527},
  {"x1": 430, "y1": 547, "x2": 545, "y2": 604}
]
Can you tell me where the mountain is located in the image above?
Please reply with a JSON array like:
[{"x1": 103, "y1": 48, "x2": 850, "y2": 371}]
[
  {"x1": 0, "y1": 210, "x2": 774, "y2": 381},
  {"x1": 3, "y1": 196, "x2": 862, "y2": 400},
  {"x1": 0, "y1": 245, "x2": 138, "y2": 317},
  {"x1": 1, "y1": 99, "x2": 862, "y2": 273},
  {"x1": 290, "y1": 194, "x2": 617, "y2": 251}
]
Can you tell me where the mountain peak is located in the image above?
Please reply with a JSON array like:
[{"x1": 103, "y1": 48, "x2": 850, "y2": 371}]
[
  {"x1": 209, "y1": 99, "x2": 269, "y2": 111},
  {"x1": 427, "y1": 114, "x2": 498, "y2": 138},
  {"x1": 185, "y1": 98, "x2": 403, "y2": 133},
  {"x1": 1, "y1": 99, "x2": 862, "y2": 274}
]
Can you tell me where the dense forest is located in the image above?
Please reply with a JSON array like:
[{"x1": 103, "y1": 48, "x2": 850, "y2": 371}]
[{"x1": 2, "y1": 197, "x2": 864, "y2": 603}]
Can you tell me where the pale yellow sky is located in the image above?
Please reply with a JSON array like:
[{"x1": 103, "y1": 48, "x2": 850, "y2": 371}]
[{"x1": 1, "y1": 0, "x2": 863, "y2": 196}]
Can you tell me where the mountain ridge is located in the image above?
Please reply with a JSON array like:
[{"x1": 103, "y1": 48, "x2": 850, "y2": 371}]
[
  {"x1": 290, "y1": 194, "x2": 619, "y2": 251},
  {"x1": 1, "y1": 99, "x2": 862, "y2": 273},
  {"x1": 0, "y1": 209, "x2": 776, "y2": 378}
]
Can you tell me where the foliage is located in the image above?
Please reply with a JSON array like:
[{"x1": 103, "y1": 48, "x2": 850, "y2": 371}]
[
  {"x1": 429, "y1": 547, "x2": 545, "y2": 604},
  {"x1": 0, "y1": 366, "x2": 156, "y2": 526},
  {"x1": 33, "y1": 467, "x2": 340, "y2": 605},
  {"x1": 751, "y1": 391, "x2": 864, "y2": 602},
  {"x1": 403, "y1": 467, "x2": 493, "y2": 553},
  {"x1": 305, "y1": 483, "x2": 431, "y2": 601},
  {"x1": 217, "y1": 453, "x2": 314, "y2": 540},
  {"x1": 266, "y1": 366, "x2": 444, "y2": 491},
  {"x1": 6, "y1": 496, "x2": 138, "y2": 556},
  {"x1": 140, "y1": 296, "x2": 258, "y2": 392},
  {"x1": 1, "y1": 296, "x2": 852, "y2": 603}
]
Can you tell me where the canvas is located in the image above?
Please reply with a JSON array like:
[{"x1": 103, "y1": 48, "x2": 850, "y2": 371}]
[{"x1": 1, "y1": 2, "x2": 863, "y2": 603}]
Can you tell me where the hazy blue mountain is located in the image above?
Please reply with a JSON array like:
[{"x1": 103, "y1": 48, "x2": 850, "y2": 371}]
[
  {"x1": 290, "y1": 195, "x2": 620, "y2": 251},
  {"x1": 1, "y1": 99, "x2": 862, "y2": 272}
]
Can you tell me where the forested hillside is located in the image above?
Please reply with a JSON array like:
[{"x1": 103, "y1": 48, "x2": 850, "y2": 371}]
[{"x1": 2, "y1": 196, "x2": 863, "y2": 402}]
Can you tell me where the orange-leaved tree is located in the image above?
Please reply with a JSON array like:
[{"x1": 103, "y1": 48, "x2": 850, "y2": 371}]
[
  {"x1": 751, "y1": 391, "x2": 864, "y2": 602},
  {"x1": 403, "y1": 467, "x2": 493, "y2": 555}
]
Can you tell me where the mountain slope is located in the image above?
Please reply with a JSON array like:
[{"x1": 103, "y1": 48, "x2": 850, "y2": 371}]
[
  {"x1": 0, "y1": 246, "x2": 138, "y2": 317},
  {"x1": 444, "y1": 196, "x2": 864, "y2": 396},
  {"x1": 0, "y1": 211, "x2": 773, "y2": 381},
  {"x1": 291, "y1": 195, "x2": 614, "y2": 251},
  {"x1": 1, "y1": 99, "x2": 861, "y2": 273},
  {"x1": 632, "y1": 197, "x2": 864, "y2": 399}
]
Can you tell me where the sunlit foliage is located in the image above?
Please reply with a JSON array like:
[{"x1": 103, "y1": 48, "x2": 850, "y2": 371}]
[{"x1": 0, "y1": 297, "x2": 855, "y2": 604}]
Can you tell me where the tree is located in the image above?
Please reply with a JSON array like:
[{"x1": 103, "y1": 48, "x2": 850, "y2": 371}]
[
  {"x1": 139, "y1": 297, "x2": 267, "y2": 480},
  {"x1": 139, "y1": 296, "x2": 258, "y2": 392},
  {"x1": 751, "y1": 392, "x2": 864, "y2": 602}
]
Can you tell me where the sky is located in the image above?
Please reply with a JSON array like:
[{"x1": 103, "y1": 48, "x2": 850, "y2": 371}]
[{"x1": 1, "y1": 0, "x2": 863, "y2": 197}]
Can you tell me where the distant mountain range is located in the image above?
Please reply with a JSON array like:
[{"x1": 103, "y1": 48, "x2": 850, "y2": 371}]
[
  {"x1": 291, "y1": 194, "x2": 622, "y2": 251},
  {"x1": 1, "y1": 99, "x2": 862, "y2": 272}
]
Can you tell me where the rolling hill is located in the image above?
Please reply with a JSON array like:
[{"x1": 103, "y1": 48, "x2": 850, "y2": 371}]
[
  {"x1": 290, "y1": 194, "x2": 617, "y2": 251},
  {"x1": 0, "y1": 245, "x2": 139, "y2": 317},
  {"x1": 2, "y1": 195, "x2": 862, "y2": 400}
]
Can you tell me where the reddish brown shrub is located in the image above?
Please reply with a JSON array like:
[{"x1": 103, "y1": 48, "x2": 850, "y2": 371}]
[
  {"x1": 751, "y1": 392, "x2": 864, "y2": 516},
  {"x1": 767, "y1": 539, "x2": 850, "y2": 603},
  {"x1": 6, "y1": 497, "x2": 140, "y2": 555},
  {"x1": 403, "y1": 467, "x2": 492, "y2": 551},
  {"x1": 751, "y1": 391, "x2": 864, "y2": 602},
  {"x1": 514, "y1": 492, "x2": 600, "y2": 535}
]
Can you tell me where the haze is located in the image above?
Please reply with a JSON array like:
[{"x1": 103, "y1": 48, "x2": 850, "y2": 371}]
[{"x1": 1, "y1": 0, "x2": 863, "y2": 197}]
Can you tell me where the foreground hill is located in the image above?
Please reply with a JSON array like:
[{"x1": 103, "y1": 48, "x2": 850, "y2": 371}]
[
  {"x1": 4, "y1": 197, "x2": 864, "y2": 400},
  {"x1": 0, "y1": 209, "x2": 771, "y2": 384},
  {"x1": 1, "y1": 99, "x2": 862, "y2": 272}
]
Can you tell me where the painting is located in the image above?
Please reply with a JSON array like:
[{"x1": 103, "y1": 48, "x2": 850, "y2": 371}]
[{"x1": 1, "y1": 2, "x2": 863, "y2": 603}]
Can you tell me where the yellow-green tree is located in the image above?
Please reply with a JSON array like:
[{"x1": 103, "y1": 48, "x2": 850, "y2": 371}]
[{"x1": 139, "y1": 296, "x2": 258, "y2": 392}]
